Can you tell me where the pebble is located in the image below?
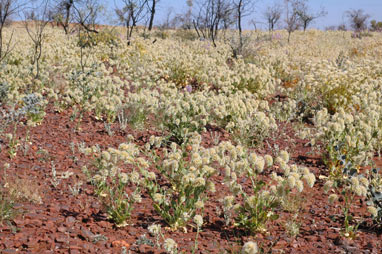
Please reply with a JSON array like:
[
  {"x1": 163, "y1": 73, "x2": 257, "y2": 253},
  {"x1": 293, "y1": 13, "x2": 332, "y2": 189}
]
[
  {"x1": 80, "y1": 227, "x2": 96, "y2": 242},
  {"x1": 65, "y1": 216, "x2": 76, "y2": 227}
]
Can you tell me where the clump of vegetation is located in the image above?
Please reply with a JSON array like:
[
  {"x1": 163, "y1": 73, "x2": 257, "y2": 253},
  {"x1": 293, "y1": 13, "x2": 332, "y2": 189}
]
[
  {"x1": 218, "y1": 145, "x2": 315, "y2": 234},
  {"x1": 81, "y1": 142, "x2": 143, "y2": 227},
  {"x1": 173, "y1": 29, "x2": 198, "y2": 41},
  {"x1": 0, "y1": 192, "x2": 14, "y2": 225},
  {"x1": 0, "y1": 164, "x2": 15, "y2": 224},
  {"x1": 142, "y1": 133, "x2": 216, "y2": 230},
  {"x1": 77, "y1": 29, "x2": 121, "y2": 48}
]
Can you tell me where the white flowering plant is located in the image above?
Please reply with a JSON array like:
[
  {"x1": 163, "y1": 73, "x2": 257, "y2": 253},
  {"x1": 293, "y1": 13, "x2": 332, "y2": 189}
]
[
  {"x1": 158, "y1": 100, "x2": 206, "y2": 145},
  {"x1": 163, "y1": 238, "x2": 178, "y2": 254},
  {"x1": 64, "y1": 63, "x2": 124, "y2": 125},
  {"x1": 81, "y1": 143, "x2": 142, "y2": 227},
  {"x1": 147, "y1": 223, "x2": 180, "y2": 253},
  {"x1": 365, "y1": 167, "x2": 382, "y2": 224},
  {"x1": 19, "y1": 93, "x2": 47, "y2": 126},
  {"x1": 5, "y1": 131, "x2": 19, "y2": 159},
  {"x1": 323, "y1": 154, "x2": 369, "y2": 239},
  {"x1": 220, "y1": 148, "x2": 315, "y2": 233},
  {"x1": 232, "y1": 111, "x2": 277, "y2": 147},
  {"x1": 233, "y1": 179, "x2": 280, "y2": 234},
  {"x1": 312, "y1": 107, "x2": 377, "y2": 181},
  {"x1": 141, "y1": 133, "x2": 216, "y2": 230},
  {"x1": 117, "y1": 102, "x2": 149, "y2": 130},
  {"x1": 241, "y1": 241, "x2": 259, "y2": 254}
]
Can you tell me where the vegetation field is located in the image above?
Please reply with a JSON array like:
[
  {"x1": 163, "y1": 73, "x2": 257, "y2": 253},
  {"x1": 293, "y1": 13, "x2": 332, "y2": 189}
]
[{"x1": 1, "y1": 23, "x2": 382, "y2": 253}]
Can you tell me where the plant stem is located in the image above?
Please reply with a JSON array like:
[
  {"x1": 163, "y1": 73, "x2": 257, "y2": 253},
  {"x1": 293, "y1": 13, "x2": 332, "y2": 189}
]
[{"x1": 192, "y1": 226, "x2": 200, "y2": 254}]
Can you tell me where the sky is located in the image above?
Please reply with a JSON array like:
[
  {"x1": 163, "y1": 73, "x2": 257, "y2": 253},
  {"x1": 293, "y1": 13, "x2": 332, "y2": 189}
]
[{"x1": 111, "y1": 0, "x2": 382, "y2": 30}]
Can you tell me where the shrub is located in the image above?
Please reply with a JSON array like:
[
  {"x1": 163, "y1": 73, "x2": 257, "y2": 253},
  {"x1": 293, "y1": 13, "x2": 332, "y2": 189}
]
[
  {"x1": 366, "y1": 167, "x2": 382, "y2": 224},
  {"x1": 220, "y1": 146, "x2": 315, "y2": 234},
  {"x1": 0, "y1": 193, "x2": 14, "y2": 225},
  {"x1": 141, "y1": 133, "x2": 217, "y2": 230},
  {"x1": 153, "y1": 29, "x2": 169, "y2": 40},
  {"x1": 82, "y1": 143, "x2": 142, "y2": 227},
  {"x1": 0, "y1": 82, "x2": 9, "y2": 104},
  {"x1": 77, "y1": 29, "x2": 121, "y2": 48},
  {"x1": 173, "y1": 29, "x2": 198, "y2": 41}
]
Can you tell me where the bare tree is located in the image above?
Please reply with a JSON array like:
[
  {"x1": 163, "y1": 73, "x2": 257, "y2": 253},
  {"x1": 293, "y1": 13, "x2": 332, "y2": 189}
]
[
  {"x1": 233, "y1": 0, "x2": 255, "y2": 51},
  {"x1": 171, "y1": 13, "x2": 191, "y2": 29},
  {"x1": 72, "y1": 0, "x2": 103, "y2": 34},
  {"x1": 51, "y1": 0, "x2": 76, "y2": 34},
  {"x1": 24, "y1": 0, "x2": 52, "y2": 79},
  {"x1": 294, "y1": 0, "x2": 326, "y2": 31},
  {"x1": 172, "y1": 0, "x2": 193, "y2": 29},
  {"x1": 284, "y1": 0, "x2": 300, "y2": 43},
  {"x1": 51, "y1": 0, "x2": 103, "y2": 34},
  {"x1": 0, "y1": 0, "x2": 22, "y2": 62},
  {"x1": 249, "y1": 18, "x2": 258, "y2": 30},
  {"x1": 193, "y1": 0, "x2": 234, "y2": 47},
  {"x1": 146, "y1": 0, "x2": 159, "y2": 31},
  {"x1": 158, "y1": 7, "x2": 177, "y2": 29},
  {"x1": 115, "y1": 0, "x2": 148, "y2": 43},
  {"x1": 337, "y1": 23, "x2": 346, "y2": 31},
  {"x1": 346, "y1": 9, "x2": 370, "y2": 32},
  {"x1": 263, "y1": 2, "x2": 282, "y2": 32}
]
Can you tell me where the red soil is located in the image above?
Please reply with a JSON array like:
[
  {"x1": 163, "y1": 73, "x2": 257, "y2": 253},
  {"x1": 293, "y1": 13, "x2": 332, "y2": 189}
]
[{"x1": 0, "y1": 104, "x2": 382, "y2": 253}]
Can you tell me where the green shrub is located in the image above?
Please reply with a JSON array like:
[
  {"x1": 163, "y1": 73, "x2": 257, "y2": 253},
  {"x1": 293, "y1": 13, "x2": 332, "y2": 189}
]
[
  {"x1": 141, "y1": 134, "x2": 216, "y2": 230},
  {"x1": 83, "y1": 143, "x2": 142, "y2": 227},
  {"x1": 78, "y1": 29, "x2": 121, "y2": 48},
  {"x1": 0, "y1": 82, "x2": 9, "y2": 104},
  {"x1": 173, "y1": 29, "x2": 198, "y2": 41},
  {"x1": 0, "y1": 192, "x2": 14, "y2": 225},
  {"x1": 153, "y1": 29, "x2": 169, "y2": 40},
  {"x1": 232, "y1": 77, "x2": 263, "y2": 94}
]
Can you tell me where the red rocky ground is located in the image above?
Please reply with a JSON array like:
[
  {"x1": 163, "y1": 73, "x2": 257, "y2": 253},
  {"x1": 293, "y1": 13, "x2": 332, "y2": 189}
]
[{"x1": 1, "y1": 104, "x2": 382, "y2": 253}]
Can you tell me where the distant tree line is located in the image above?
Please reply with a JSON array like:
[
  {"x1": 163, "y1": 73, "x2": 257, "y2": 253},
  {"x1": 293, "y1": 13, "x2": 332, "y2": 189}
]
[{"x1": 0, "y1": 0, "x2": 381, "y2": 64}]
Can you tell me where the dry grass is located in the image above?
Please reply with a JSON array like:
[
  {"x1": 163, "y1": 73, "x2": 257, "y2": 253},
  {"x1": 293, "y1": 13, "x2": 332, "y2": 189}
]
[{"x1": 5, "y1": 176, "x2": 43, "y2": 204}]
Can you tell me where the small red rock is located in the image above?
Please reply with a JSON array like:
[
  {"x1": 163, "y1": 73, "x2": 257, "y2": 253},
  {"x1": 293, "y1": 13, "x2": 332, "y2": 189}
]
[
  {"x1": 55, "y1": 235, "x2": 69, "y2": 244},
  {"x1": 57, "y1": 226, "x2": 67, "y2": 233},
  {"x1": 65, "y1": 216, "x2": 76, "y2": 226},
  {"x1": 80, "y1": 227, "x2": 96, "y2": 242},
  {"x1": 28, "y1": 219, "x2": 43, "y2": 227},
  {"x1": 112, "y1": 240, "x2": 130, "y2": 248},
  {"x1": 138, "y1": 244, "x2": 150, "y2": 253},
  {"x1": 69, "y1": 245, "x2": 82, "y2": 254}
]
